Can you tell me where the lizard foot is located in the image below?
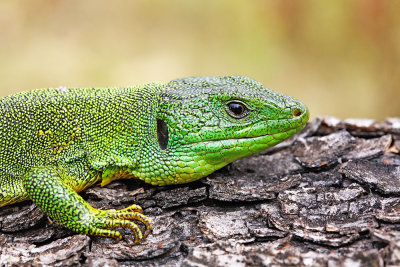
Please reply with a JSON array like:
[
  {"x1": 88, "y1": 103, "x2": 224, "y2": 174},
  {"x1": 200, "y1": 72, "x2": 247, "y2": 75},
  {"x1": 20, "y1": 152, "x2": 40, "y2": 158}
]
[{"x1": 91, "y1": 205, "x2": 153, "y2": 242}]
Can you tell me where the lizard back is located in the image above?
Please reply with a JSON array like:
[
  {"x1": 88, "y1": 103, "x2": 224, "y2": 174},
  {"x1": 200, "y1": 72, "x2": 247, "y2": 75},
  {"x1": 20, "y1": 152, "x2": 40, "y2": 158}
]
[{"x1": 0, "y1": 84, "x2": 162, "y2": 205}]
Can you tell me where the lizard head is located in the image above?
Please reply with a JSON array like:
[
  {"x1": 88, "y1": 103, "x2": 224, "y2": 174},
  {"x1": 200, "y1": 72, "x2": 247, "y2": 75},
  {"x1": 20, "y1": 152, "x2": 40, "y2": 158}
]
[{"x1": 138, "y1": 76, "x2": 309, "y2": 185}]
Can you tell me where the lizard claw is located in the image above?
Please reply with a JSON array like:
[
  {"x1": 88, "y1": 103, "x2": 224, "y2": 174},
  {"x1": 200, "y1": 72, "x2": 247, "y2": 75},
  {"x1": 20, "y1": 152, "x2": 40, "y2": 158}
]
[{"x1": 91, "y1": 204, "x2": 152, "y2": 243}]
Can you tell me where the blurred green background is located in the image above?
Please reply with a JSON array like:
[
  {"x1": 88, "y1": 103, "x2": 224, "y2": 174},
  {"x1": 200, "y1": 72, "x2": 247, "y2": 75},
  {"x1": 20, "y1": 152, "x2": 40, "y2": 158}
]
[{"x1": 0, "y1": 0, "x2": 399, "y2": 120}]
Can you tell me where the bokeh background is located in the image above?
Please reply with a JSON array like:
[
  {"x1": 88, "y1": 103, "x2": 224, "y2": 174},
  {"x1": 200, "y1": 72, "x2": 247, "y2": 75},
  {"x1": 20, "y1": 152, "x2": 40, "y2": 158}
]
[{"x1": 0, "y1": 0, "x2": 399, "y2": 120}]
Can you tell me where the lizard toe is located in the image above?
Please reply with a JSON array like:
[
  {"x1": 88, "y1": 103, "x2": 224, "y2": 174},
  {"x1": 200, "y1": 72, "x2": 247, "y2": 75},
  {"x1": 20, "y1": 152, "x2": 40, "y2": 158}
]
[{"x1": 101, "y1": 219, "x2": 143, "y2": 243}]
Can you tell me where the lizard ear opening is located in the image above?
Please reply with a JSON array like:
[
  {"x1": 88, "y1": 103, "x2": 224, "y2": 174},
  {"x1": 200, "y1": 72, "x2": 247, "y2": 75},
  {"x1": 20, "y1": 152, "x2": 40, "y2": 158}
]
[{"x1": 157, "y1": 119, "x2": 168, "y2": 150}]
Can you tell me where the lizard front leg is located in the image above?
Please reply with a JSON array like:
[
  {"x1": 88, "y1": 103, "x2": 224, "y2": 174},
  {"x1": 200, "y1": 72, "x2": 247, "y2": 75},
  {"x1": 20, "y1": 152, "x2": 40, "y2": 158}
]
[{"x1": 23, "y1": 166, "x2": 152, "y2": 242}]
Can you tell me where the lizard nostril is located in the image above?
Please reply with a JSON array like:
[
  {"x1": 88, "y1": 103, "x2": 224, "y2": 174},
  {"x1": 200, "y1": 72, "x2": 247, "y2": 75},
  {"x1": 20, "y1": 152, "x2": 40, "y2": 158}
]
[{"x1": 293, "y1": 109, "x2": 302, "y2": 117}]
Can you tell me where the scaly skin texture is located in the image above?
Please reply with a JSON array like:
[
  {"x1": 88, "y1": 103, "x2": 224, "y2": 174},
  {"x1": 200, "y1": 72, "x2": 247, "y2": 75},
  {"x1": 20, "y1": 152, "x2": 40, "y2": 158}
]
[{"x1": 0, "y1": 76, "x2": 309, "y2": 242}]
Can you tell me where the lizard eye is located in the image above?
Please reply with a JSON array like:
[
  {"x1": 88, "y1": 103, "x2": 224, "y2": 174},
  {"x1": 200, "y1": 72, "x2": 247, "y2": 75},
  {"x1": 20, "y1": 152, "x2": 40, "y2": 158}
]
[{"x1": 227, "y1": 101, "x2": 248, "y2": 119}]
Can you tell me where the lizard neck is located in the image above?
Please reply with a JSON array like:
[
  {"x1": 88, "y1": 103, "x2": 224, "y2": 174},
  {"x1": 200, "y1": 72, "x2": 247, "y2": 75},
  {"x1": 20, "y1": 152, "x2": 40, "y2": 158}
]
[{"x1": 88, "y1": 83, "x2": 164, "y2": 181}]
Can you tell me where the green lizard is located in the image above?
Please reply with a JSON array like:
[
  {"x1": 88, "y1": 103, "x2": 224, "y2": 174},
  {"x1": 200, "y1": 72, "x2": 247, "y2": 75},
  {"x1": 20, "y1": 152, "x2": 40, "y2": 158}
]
[{"x1": 0, "y1": 76, "x2": 309, "y2": 242}]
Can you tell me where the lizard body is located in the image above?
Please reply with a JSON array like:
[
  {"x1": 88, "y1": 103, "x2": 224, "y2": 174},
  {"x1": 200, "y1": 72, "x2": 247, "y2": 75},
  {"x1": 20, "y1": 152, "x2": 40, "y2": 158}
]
[{"x1": 0, "y1": 76, "x2": 309, "y2": 242}]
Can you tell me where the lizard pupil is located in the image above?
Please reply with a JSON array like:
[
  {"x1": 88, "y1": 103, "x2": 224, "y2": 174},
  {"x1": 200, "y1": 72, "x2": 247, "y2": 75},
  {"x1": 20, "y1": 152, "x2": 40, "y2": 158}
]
[
  {"x1": 228, "y1": 102, "x2": 247, "y2": 118},
  {"x1": 157, "y1": 119, "x2": 168, "y2": 150}
]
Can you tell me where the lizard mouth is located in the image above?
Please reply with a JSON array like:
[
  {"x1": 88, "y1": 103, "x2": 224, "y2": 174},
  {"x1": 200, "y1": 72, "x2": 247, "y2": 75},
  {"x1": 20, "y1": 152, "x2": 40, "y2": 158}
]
[
  {"x1": 186, "y1": 110, "x2": 309, "y2": 164},
  {"x1": 188, "y1": 106, "x2": 309, "y2": 163},
  {"x1": 214, "y1": 117, "x2": 307, "y2": 146}
]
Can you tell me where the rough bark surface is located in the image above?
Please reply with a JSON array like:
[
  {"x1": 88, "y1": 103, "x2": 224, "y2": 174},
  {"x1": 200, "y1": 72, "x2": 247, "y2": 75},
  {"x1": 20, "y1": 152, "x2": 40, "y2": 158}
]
[{"x1": 1, "y1": 117, "x2": 400, "y2": 266}]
